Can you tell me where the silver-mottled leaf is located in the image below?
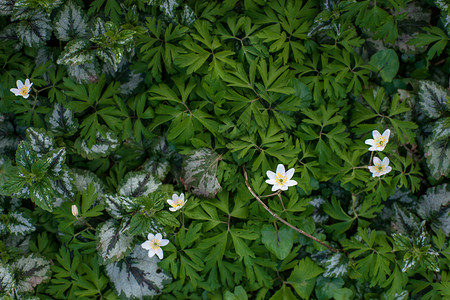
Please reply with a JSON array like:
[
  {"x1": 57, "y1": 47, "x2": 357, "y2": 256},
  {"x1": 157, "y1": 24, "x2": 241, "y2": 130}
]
[
  {"x1": 51, "y1": 168, "x2": 75, "y2": 207},
  {"x1": 142, "y1": 157, "x2": 170, "y2": 181},
  {"x1": 0, "y1": 0, "x2": 14, "y2": 16},
  {"x1": 44, "y1": 148, "x2": 65, "y2": 177},
  {"x1": 118, "y1": 171, "x2": 162, "y2": 198},
  {"x1": 15, "y1": 11, "x2": 52, "y2": 47},
  {"x1": 46, "y1": 103, "x2": 79, "y2": 136},
  {"x1": 120, "y1": 71, "x2": 143, "y2": 96},
  {"x1": 418, "y1": 81, "x2": 449, "y2": 119},
  {"x1": 6, "y1": 211, "x2": 35, "y2": 235},
  {"x1": 91, "y1": 17, "x2": 106, "y2": 37},
  {"x1": 56, "y1": 39, "x2": 95, "y2": 66},
  {"x1": 391, "y1": 204, "x2": 421, "y2": 235},
  {"x1": 0, "y1": 120, "x2": 22, "y2": 155},
  {"x1": 424, "y1": 118, "x2": 450, "y2": 179},
  {"x1": 53, "y1": 1, "x2": 88, "y2": 41},
  {"x1": 105, "y1": 245, "x2": 171, "y2": 299},
  {"x1": 72, "y1": 168, "x2": 105, "y2": 201},
  {"x1": 68, "y1": 61, "x2": 99, "y2": 83},
  {"x1": 104, "y1": 194, "x2": 137, "y2": 218},
  {"x1": 323, "y1": 253, "x2": 348, "y2": 278},
  {"x1": 0, "y1": 263, "x2": 16, "y2": 294},
  {"x1": 96, "y1": 45, "x2": 124, "y2": 72},
  {"x1": 97, "y1": 219, "x2": 134, "y2": 263},
  {"x1": 182, "y1": 148, "x2": 222, "y2": 198},
  {"x1": 10, "y1": 254, "x2": 51, "y2": 293},
  {"x1": 76, "y1": 130, "x2": 119, "y2": 160},
  {"x1": 26, "y1": 128, "x2": 54, "y2": 157},
  {"x1": 180, "y1": 4, "x2": 195, "y2": 25},
  {"x1": 417, "y1": 184, "x2": 450, "y2": 235}
]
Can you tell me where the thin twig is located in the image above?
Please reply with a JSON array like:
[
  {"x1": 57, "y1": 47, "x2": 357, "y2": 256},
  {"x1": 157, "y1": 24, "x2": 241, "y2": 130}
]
[{"x1": 243, "y1": 166, "x2": 340, "y2": 253}]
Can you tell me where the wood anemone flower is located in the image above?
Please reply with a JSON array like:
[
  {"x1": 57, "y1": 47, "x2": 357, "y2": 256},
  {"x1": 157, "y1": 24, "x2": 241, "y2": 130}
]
[{"x1": 265, "y1": 164, "x2": 297, "y2": 191}]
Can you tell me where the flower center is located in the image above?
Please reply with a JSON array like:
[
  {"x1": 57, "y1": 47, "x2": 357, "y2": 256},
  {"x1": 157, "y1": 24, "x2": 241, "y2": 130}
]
[
  {"x1": 172, "y1": 199, "x2": 183, "y2": 208},
  {"x1": 275, "y1": 173, "x2": 288, "y2": 186},
  {"x1": 19, "y1": 86, "x2": 29, "y2": 96},
  {"x1": 150, "y1": 239, "x2": 161, "y2": 249},
  {"x1": 375, "y1": 162, "x2": 386, "y2": 172},
  {"x1": 375, "y1": 136, "x2": 386, "y2": 147}
]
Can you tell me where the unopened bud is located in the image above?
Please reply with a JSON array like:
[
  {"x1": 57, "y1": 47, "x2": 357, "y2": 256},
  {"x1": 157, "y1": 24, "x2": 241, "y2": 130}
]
[{"x1": 71, "y1": 205, "x2": 79, "y2": 217}]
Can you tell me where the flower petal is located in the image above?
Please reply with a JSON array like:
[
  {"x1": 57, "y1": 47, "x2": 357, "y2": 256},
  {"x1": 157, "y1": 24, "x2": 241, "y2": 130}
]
[
  {"x1": 280, "y1": 185, "x2": 289, "y2": 191},
  {"x1": 167, "y1": 199, "x2": 174, "y2": 206},
  {"x1": 287, "y1": 180, "x2": 297, "y2": 186},
  {"x1": 10, "y1": 88, "x2": 20, "y2": 95},
  {"x1": 372, "y1": 130, "x2": 381, "y2": 139},
  {"x1": 364, "y1": 139, "x2": 375, "y2": 146},
  {"x1": 382, "y1": 129, "x2": 390, "y2": 140},
  {"x1": 266, "y1": 179, "x2": 276, "y2": 185},
  {"x1": 160, "y1": 239, "x2": 169, "y2": 246},
  {"x1": 172, "y1": 194, "x2": 179, "y2": 200},
  {"x1": 23, "y1": 94, "x2": 30, "y2": 99},
  {"x1": 276, "y1": 164, "x2": 285, "y2": 175},
  {"x1": 156, "y1": 248, "x2": 164, "y2": 259},
  {"x1": 368, "y1": 166, "x2": 376, "y2": 173},
  {"x1": 382, "y1": 157, "x2": 390, "y2": 166},
  {"x1": 155, "y1": 233, "x2": 162, "y2": 241},
  {"x1": 16, "y1": 80, "x2": 24, "y2": 89},
  {"x1": 25, "y1": 79, "x2": 30, "y2": 86},
  {"x1": 266, "y1": 170, "x2": 276, "y2": 180},
  {"x1": 368, "y1": 146, "x2": 378, "y2": 151},
  {"x1": 271, "y1": 184, "x2": 280, "y2": 192},
  {"x1": 141, "y1": 241, "x2": 152, "y2": 250},
  {"x1": 169, "y1": 207, "x2": 177, "y2": 212},
  {"x1": 180, "y1": 193, "x2": 184, "y2": 201},
  {"x1": 385, "y1": 166, "x2": 392, "y2": 174},
  {"x1": 373, "y1": 157, "x2": 381, "y2": 164},
  {"x1": 148, "y1": 248, "x2": 156, "y2": 258},
  {"x1": 285, "y1": 168, "x2": 295, "y2": 180},
  {"x1": 147, "y1": 233, "x2": 155, "y2": 240}
]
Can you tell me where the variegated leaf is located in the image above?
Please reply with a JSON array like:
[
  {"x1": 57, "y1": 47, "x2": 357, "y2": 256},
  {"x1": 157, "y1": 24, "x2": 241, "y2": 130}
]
[
  {"x1": 68, "y1": 62, "x2": 99, "y2": 83},
  {"x1": 72, "y1": 168, "x2": 105, "y2": 201},
  {"x1": 104, "y1": 194, "x2": 137, "y2": 218},
  {"x1": 6, "y1": 211, "x2": 35, "y2": 235},
  {"x1": 417, "y1": 184, "x2": 450, "y2": 235},
  {"x1": 51, "y1": 168, "x2": 75, "y2": 207},
  {"x1": 26, "y1": 128, "x2": 54, "y2": 157},
  {"x1": 10, "y1": 254, "x2": 51, "y2": 293},
  {"x1": 323, "y1": 253, "x2": 349, "y2": 278},
  {"x1": 0, "y1": 0, "x2": 14, "y2": 16},
  {"x1": 75, "y1": 130, "x2": 119, "y2": 160},
  {"x1": 46, "y1": 104, "x2": 79, "y2": 136},
  {"x1": 118, "y1": 171, "x2": 162, "y2": 198},
  {"x1": 425, "y1": 118, "x2": 450, "y2": 179},
  {"x1": 105, "y1": 245, "x2": 171, "y2": 299},
  {"x1": 57, "y1": 39, "x2": 95, "y2": 66},
  {"x1": 418, "y1": 81, "x2": 449, "y2": 119},
  {"x1": 16, "y1": 11, "x2": 52, "y2": 47},
  {"x1": 53, "y1": 1, "x2": 88, "y2": 41},
  {"x1": 182, "y1": 148, "x2": 222, "y2": 198},
  {"x1": 97, "y1": 219, "x2": 134, "y2": 263},
  {"x1": 142, "y1": 157, "x2": 170, "y2": 181}
]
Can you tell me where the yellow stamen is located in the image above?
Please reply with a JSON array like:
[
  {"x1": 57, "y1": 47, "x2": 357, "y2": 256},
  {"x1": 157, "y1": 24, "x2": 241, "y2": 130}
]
[
  {"x1": 275, "y1": 173, "x2": 288, "y2": 186},
  {"x1": 19, "y1": 86, "x2": 29, "y2": 96},
  {"x1": 375, "y1": 163, "x2": 386, "y2": 172},
  {"x1": 374, "y1": 136, "x2": 386, "y2": 148},
  {"x1": 150, "y1": 239, "x2": 161, "y2": 249},
  {"x1": 171, "y1": 199, "x2": 184, "y2": 208}
]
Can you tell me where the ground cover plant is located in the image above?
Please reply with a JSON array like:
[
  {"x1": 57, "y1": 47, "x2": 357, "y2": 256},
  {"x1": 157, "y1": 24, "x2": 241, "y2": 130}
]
[{"x1": 0, "y1": 0, "x2": 449, "y2": 299}]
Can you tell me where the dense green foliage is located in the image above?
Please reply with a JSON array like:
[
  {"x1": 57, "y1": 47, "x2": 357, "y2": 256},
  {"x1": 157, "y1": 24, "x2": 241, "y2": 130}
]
[{"x1": 0, "y1": 0, "x2": 449, "y2": 299}]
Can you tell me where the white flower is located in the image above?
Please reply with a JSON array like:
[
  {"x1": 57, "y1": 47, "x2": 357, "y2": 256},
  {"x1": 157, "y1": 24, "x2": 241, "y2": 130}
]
[
  {"x1": 368, "y1": 157, "x2": 392, "y2": 177},
  {"x1": 10, "y1": 79, "x2": 33, "y2": 99},
  {"x1": 167, "y1": 193, "x2": 186, "y2": 212},
  {"x1": 71, "y1": 205, "x2": 79, "y2": 217},
  {"x1": 265, "y1": 164, "x2": 297, "y2": 191},
  {"x1": 365, "y1": 129, "x2": 390, "y2": 151},
  {"x1": 141, "y1": 233, "x2": 169, "y2": 259}
]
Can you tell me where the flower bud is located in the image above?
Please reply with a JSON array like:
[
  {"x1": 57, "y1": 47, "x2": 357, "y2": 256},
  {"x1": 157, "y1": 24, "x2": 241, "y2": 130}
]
[{"x1": 71, "y1": 205, "x2": 79, "y2": 217}]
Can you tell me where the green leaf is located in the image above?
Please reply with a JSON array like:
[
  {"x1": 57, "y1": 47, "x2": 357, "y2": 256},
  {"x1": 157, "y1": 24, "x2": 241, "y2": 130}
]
[
  {"x1": 369, "y1": 49, "x2": 399, "y2": 82},
  {"x1": 418, "y1": 80, "x2": 449, "y2": 119},
  {"x1": 270, "y1": 285, "x2": 297, "y2": 300},
  {"x1": 53, "y1": 1, "x2": 88, "y2": 41},
  {"x1": 15, "y1": 141, "x2": 37, "y2": 172},
  {"x1": 97, "y1": 219, "x2": 134, "y2": 263},
  {"x1": 182, "y1": 148, "x2": 222, "y2": 198},
  {"x1": 16, "y1": 10, "x2": 52, "y2": 47},
  {"x1": 155, "y1": 210, "x2": 180, "y2": 228},
  {"x1": 105, "y1": 245, "x2": 171, "y2": 298},
  {"x1": 287, "y1": 257, "x2": 324, "y2": 299},
  {"x1": 261, "y1": 224, "x2": 295, "y2": 260}
]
